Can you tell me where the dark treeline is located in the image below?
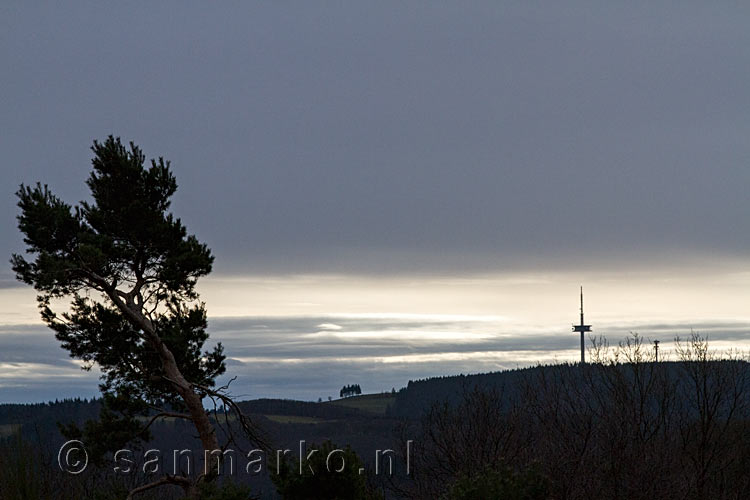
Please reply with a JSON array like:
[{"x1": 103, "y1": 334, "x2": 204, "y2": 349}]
[
  {"x1": 0, "y1": 398, "x2": 365, "y2": 437},
  {"x1": 388, "y1": 333, "x2": 750, "y2": 500},
  {"x1": 340, "y1": 384, "x2": 362, "y2": 398},
  {"x1": 4, "y1": 333, "x2": 750, "y2": 499},
  {"x1": 0, "y1": 398, "x2": 394, "y2": 499},
  {"x1": 0, "y1": 398, "x2": 101, "y2": 445}
]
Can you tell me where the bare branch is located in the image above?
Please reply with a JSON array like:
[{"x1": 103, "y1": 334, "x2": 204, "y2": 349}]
[
  {"x1": 126, "y1": 474, "x2": 191, "y2": 500},
  {"x1": 141, "y1": 411, "x2": 193, "y2": 434}
]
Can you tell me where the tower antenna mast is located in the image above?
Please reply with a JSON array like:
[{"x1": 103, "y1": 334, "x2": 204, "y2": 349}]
[{"x1": 572, "y1": 286, "x2": 592, "y2": 363}]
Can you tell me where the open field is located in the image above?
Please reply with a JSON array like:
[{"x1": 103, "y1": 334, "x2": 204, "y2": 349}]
[
  {"x1": 328, "y1": 393, "x2": 395, "y2": 415},
  {"x1": 263, "y1": 414, "x2": 327, "y2": 424}
]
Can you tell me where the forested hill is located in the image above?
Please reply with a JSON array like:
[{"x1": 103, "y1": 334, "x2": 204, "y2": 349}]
[
  {"x1": 0, "y1": 396, "x2": 376, "y2": 431},
  {"x1": 4, "y1": 359, "x2": 750, "y2": 499},
  {"x1": 387, "y1": 359, "x2": 750, "y2": 418},
  {"x1": 4, "y1": 359, "x2": 750, "y2": 433},
  {"x1": 0, "y1": 395, "x2": 392, "y2": 448},
  {"x1": 388, "y1": 366, "x2": 533, "y2": 417},
  {"x1": 0, "y1": 398, "x2": 101, "y2": 442}
]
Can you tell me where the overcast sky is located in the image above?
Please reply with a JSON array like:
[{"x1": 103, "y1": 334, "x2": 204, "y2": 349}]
[{"x1": 1, "y1": 2, "x2": 750, "y2": 402}]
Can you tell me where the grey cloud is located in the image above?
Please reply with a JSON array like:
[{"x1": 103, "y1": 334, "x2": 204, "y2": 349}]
[
  {"x1": 204, "y1": 316, "x2": 750, "y2": 400},
  {"x1": 598, "y1": 321, "x2": 750, "y2": 340},
  {"x1": 3, "y1": 315, "x2": 750, "y2": 402},
  {"x1": 1, "y1": 2, "x2": 749, "y2": 274},
  {"x1": 0, "y1": 278, "x2": 25, "y2": 290},
  {"x1": 0, "y1": 325, "x2": 80, "y2": 366},
  {"x1": 0, "y1": 380, "x2": 100, "y2": 404}
]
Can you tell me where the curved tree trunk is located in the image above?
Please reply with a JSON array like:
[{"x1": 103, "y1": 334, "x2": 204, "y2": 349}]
[{"x1": 110, "y1": 291, "x2": 221, "y2": 494}]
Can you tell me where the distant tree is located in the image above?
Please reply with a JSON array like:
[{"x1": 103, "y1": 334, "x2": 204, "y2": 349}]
[
  {"x1": 340, "y1": 384, "x2": 362, "y2": 398},
  {"x1": 11, "y1": 136, "x2": 263, "y2": 499}
]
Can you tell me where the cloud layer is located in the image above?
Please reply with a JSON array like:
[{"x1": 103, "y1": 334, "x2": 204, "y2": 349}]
[
  {"x1": 2, "y1": 2, "x2": 749, "y2": 274},
  {"x1": 3, "y1": 314, "x2": 750, "y2": 403}
]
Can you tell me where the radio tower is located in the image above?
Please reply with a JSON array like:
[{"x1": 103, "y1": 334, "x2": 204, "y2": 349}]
[{"x1": 572, "y1": 287, "x2": 591, "y2": 363}]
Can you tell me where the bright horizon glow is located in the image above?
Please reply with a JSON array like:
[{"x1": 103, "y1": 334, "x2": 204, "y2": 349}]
[
  {"x1": 4, "y1": 262, "x2": 750, "y2": 338},
  {"x1": 3, "y1": 260, "x2": 750, "y2": 402},
  {"x1": 304, "y1": 330, "x2": 497, "y2": 342},
  {"x1": 197, "y1": 260, "x2": 750, "y2": 330}
]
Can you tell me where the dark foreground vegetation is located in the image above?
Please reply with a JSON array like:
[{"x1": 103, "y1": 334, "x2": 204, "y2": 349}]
[
  {"x1": 3, "y1": 333, "x2": 750, "y2": 499},
  {"x1": 394, "y1": 334, "x2": 750, "y2": 500}
]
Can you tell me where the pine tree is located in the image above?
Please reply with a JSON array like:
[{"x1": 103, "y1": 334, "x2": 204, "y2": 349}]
[{"x1": 12, "y1": 136, "x2": 262, "y2": 498}]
